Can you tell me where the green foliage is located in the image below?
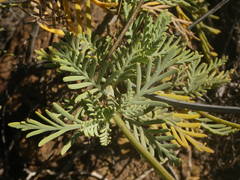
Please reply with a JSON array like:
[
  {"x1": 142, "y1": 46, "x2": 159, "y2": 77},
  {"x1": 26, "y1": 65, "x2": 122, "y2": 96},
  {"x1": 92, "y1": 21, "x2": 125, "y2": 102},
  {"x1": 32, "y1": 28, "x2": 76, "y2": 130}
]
[
  {"x1": 174, "y1": 56, "x2": 231, "y2": 96},
  {"x1": 198, "y1": 117, "x2": 239, "y2": 136},
  {"x1": 124, "y1": 109, "x2": 180, "y2": 164},
  {"x1": 8, "y1": 6, "x2": 239, "y2": 179},
  {"x1": 9, "y1": 101, "x2": 113, "y2": 149}
]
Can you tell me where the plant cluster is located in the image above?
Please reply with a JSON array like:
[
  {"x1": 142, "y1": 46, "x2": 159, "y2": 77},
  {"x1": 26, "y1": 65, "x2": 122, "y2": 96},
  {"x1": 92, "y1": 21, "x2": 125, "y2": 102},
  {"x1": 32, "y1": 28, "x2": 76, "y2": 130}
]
[{"x1": 7, "y1": 0, "x2": 240, "y2": 179}]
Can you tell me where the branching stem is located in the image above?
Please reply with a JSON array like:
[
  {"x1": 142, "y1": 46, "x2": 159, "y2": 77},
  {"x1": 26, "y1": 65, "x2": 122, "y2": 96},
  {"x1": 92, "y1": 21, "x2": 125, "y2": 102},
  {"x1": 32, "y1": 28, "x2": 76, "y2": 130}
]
[
  {"x1": 198, "y1": 111, "x2": 240, "y2": 129},
  {"x1": 106, "y1": 0, "x2": 144, "y2": 60},
  {"x1": 113, "y1": 113, "x2": 175, "y2": 180}
]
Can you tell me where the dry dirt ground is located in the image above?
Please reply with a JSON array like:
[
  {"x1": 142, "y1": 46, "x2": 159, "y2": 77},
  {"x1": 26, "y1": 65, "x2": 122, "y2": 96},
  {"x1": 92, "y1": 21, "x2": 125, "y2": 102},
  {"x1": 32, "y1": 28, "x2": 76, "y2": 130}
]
[{"x1": 0, "y1": 1, "x2": 240, "y2": 180}]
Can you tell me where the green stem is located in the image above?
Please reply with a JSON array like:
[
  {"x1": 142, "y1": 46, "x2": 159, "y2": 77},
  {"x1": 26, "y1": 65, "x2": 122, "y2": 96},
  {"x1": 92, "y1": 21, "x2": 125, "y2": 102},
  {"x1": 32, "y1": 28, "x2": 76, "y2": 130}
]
[
  {"x1": 113, "y1": 113, "x2": 175, "y2": 180},
  {"x1": 198, "y1": 111, "x2": 240, "y2": 129}
]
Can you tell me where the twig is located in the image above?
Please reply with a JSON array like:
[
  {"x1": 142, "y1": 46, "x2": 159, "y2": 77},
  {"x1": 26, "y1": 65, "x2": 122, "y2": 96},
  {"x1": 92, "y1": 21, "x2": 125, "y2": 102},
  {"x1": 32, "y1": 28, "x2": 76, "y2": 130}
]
[
  {"x1": 116, "y1": 0, "x2": 123, "y2": 17},
  {"x1": 187, "y1": 149, "x2": 192, "y2": 179},
  {"x1": 98, "y1": 0, "x2": 144, "y2": 85},
  {"x1": 24, "y1": 168, "x2": 37, "y2": 180},
  {"x1": 91, "y1": 171, "x2": 108, "y2": 180},
  {"x1": 189, "y1": 0, "x2": 230, "y2": 30},
  {"x1": 25, "y1": 22, "x2": 39, "y2": 62},
  {"x1": 106, "y1": 0, "x2": 144, "y2": 60},
  {"x1": 167, "y1": 164, "x2": 179, "y2": 180},
  {"x1": 136, "y1": 168, "x2": 154, "y2": 180}
]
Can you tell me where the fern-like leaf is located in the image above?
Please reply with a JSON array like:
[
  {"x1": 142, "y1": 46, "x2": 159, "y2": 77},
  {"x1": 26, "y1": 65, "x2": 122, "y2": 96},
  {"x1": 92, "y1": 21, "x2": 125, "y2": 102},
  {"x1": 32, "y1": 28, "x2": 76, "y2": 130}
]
[{"x1": 183, "y1": 57, "x2": 231, "y2": 96}]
